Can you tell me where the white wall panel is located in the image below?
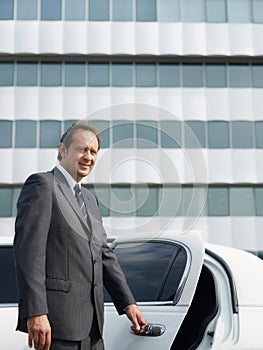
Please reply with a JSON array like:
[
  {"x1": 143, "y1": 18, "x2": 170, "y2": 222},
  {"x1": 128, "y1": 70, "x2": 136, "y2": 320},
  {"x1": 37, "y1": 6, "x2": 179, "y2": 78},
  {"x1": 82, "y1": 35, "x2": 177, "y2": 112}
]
[
  {"x1": 231, "y1": 217, "x2": 257, "y2": 250},
  {"x1": 15, "y1": 22, "x2": 39, "y2": 53},
  {"x1": 110, "y1": 149, "x2": 137, "y2": 183},
  {"x1": 232, "y1": 150, "x2": 257, "y2": 183},
  {"x1": 63, "y1": 22, "x2": 88, "y2": 54},
  {"x1": 134, "y1": 90, "x2": 159, "y2": 117},
  {"x1": 182, "y1": 89, "x2": 206, "y2": 120},
  {"x1": 0, "y1": 218, "x2": 15, "y2": 237},
  {"x1": 158, "y1": 90, "x2": 183, "y2": 120},
  {"x1": 39, "y1": 88, "x2": 63, "y2": 118},
  {"x1": 255, "y1": 218, "x2": 263, "y2": 250},
  {"x1": 37, "y1": 149, "x2": 57, "y2": 173},
  {"x1": 0, "y1": 22, "x2": 14, "y2": 53},
  {"x1": 252, "y1": 90, "x2": 263, "y2": 120},
  {"x1": 111, "y1": 23, "x2": 135, "y2": 54},
  {"x1": 63, "y1": 88, "x2": 88, "y2": 119},
  {"x1": 39, "y1": 22, "x2": 63, "y2": 53},
  {"x1": 86, "y1": 89, "x2": 112, "y2": 117},
  {"x1": 0, "y1": 88, "x2": 15, "y2": 118},
  {"x1": 205, "y1": 89, "x2": 230, "y2": 120},
  {"x1": 15, "y1": 88, "x2": 39, "y2": 118},
  {"x1": 87, "y1": 22, "x2": 111, "y2": 54},
  {"x1": 135, "y1": 23, "x2": 159, "y2": 54},
  {"x1": 184, "y1": 149, "x2": 208, "y2": 184},
  {"x1": 182, "y1": 23, "x2": 206, "y2": 55},
  {"x1": 207, "y1": 150, "x2": 232, "y2": 183},
  {"x1": 159, "y1": 23, "x2": 182, "y2": 55},
  {"x1": 206, "y1": 24, "x2": 229, "y2": 55},
  {"x1": 255, "y1": 151, "x2": 263, "y2": 182},
  {"x1": 110, "y1": 90, "x2": 135, "y2": 114},
  {"x1": 228, "y1": 24, "x2": 253, "y2": 55},
  {"x1": 12, "y1": 149, "x2": 38, "y2": 183},
  {"x1": 159, "y1": 150, "x2": 184, "y2": 184},
  {"x1": 253, "y1": 25, "x2": 263, "y2": 55},
  {"x1": 228, "y1": 89, "x2": 253, "y2": 120},
  {"x1": 0, "y1": 150, "x2": 13, "y2": 183},
  {"x1": 206, "y1": 217, "x2": 233, "y2": 247},
  {"x1": 136, "y1": 149, "x2": 161, "y2": 183}
]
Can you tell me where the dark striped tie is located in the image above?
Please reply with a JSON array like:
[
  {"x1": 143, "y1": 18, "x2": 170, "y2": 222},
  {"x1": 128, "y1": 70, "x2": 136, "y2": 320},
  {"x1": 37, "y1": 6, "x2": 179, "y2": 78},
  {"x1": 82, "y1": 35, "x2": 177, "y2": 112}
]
[{"x1": 74, "y1": 184, "x2": 88, "y2": 221}]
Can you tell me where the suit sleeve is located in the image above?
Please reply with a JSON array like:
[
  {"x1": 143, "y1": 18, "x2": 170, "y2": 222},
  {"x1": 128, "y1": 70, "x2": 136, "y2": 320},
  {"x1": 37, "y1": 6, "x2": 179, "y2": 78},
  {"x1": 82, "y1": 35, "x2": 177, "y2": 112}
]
[{"x1": 13, "y1": 173, "x2": 52, "y2": 320}]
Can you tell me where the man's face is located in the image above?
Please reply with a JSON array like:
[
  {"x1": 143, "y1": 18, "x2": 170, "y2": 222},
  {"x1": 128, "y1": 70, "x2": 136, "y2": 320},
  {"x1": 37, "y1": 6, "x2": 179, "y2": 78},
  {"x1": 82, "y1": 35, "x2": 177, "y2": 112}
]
[{"x1": 59, "y1": 129, "x2": 99, "y2": 182}]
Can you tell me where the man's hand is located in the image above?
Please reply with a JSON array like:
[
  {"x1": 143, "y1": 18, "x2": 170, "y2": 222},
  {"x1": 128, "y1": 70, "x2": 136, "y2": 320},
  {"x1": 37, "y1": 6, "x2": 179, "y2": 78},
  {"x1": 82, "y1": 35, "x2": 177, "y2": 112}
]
[
  {"x1": 125, "y1": 304, "x2": 147, "y2": 334},
  {"x1": 27, "y1": 314, "x2": 51, "y2": 350}
]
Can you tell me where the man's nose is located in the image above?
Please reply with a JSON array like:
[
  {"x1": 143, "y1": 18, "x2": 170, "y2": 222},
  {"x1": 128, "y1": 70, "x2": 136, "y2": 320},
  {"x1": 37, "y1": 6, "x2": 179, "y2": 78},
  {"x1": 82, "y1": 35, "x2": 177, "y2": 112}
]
[{"x1": 83, "y1": 149, "x2": 92, "y2": 159}]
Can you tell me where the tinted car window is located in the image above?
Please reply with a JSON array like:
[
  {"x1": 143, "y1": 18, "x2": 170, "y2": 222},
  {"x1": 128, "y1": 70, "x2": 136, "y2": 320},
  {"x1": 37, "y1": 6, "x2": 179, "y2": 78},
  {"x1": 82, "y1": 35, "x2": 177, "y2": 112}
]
[
  {"x1": 105, "y1": 241, "x2": 187, "y2": 302},
  {"x1": 0, "y1": 247, "x2": 18, "y2": 303}
]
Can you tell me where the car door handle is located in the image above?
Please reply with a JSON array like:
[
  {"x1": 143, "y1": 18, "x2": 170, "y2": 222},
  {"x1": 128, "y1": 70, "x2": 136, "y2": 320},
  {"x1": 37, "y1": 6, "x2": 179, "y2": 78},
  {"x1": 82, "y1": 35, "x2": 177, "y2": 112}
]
[{"x1": 132, "y1": 323, "x2": 166, "y2": 337}]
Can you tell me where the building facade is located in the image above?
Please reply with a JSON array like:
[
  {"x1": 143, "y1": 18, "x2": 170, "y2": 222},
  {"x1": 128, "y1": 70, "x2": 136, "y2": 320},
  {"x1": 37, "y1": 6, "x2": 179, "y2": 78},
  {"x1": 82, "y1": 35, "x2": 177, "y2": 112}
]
[{"x1": 0, "y1": 0, "x2": 263, "y2": 250}]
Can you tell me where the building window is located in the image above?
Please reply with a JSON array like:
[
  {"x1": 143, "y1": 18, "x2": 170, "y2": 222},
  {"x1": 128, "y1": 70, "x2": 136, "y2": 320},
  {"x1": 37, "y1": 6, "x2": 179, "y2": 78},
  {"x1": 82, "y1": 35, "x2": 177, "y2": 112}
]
[
  {"x1": 252, "y1": 65, "x2": 263, "y2": 88},
  {"x1": 89, "y1": 0, "x2": 109, "y2": 21},
  {"x1": 88, "y1": 63, "x2": 109, "y2": 87},
  {"x1": 15, "y1": 120, "x2": 37, "y2": 148},
  {"x1": 159, "y1": 63, "x2": 180, "y2": 87},
  {"x1": 90, "y1": 186, "x2": 110, "y2": 216},
  {"x1": 112, "y1": 120, "x2": 134, "y2": 148},
  {"x1": 208, "y1": 187, "x2": 229, "y2": 216},
  {"x1": 40, "y1": 120, "x2": 61, "y2": 148},
  {"x1": 136, "y1": 0, "x2": 156, "y2": 22},
  {"x1": 255, "y1": 187, "x2": 263, "y2": 216},
  {"x1": 40, "y1": 63, "x2": 62, "y2": 87},
  {"x1": 110, "y1": 186, "x2": 136, "y2": 216},
  {"x1": 208, "y1": 121, "x2": 229, "y2": 148},
  {"x1": 17, "y1": 0, "x2": 38, "y2": 20},
  {"x1": 252, "y1": 0, "x2": 263, "y2": 23},
  {"x1": 228, "y1": 64, "x2": 251, "y2": 87},
  {"x1": 112, "y1": 63, "x2": 133, "y2": 87},
  {"x1": 230, "y1": 187, "x2": 255, "y2": 216},
  {"x1": 65, "y1": 63, "x2": 86, "y2": 86},
  {"x1": 0, "y1": 188, "x2": 12, "y2": 217},
  {"x1": 41, "y1": 0, "x2": 61, "y2": 20},
  {"x1": 231, "y1": 121, "x2": 254, "y2": 148},
  {"x1": 0, "y1": 62, "x2": 14, "y2": 86},
  {"x1": 255, "y1": 121, "x2": 263, "y2": 148},
  {"x1": 160, "y1": 120, "x2": 181, "y2": 148},
  {"x1": 16, "y1": 62, "x2": 38, "y2": 86},
  {"x1": 0, "y1": 120, "x2": 12, "y2": 147},
  {"x1": 181, "y1": 0, "x2": 205, "y2": 22},
  {"x1": 89, "y1": 120, "x2": 110, "y2": 148},
  {"x1": 206, "y1": 64, "x2": 226, "y2": 87},
  {"x1": 136, "y1": 63, "x2": 156, "y2": 87},
  {"x1": 112, "y1": 0, "x2": 133, "y2": 21},
  {"x1": 182, "y1": 64, "x2": 203, "y2": 87},
  {"x1": 206, "y1": 0, "x2": 226, "y2": 22},
  {"x1": 0, "y1": 0, "x2": 14, "y2": 20},
  {"x1": 136, "y1": 121, "x2": 158, "y2": 148},
  {"x1": 184, "y1": 121, "x2": 206, "y2": 148},
  {"x1": 158, "y1": 0, "x2": 180, "y2": 22},
  {"x1": 136, "y1": 187, "x2": 158, "y2": 216},
  {"x1": 227, "y1": 0, "x2": 251, "y2": 22},
  {"x1": 65, "y1": 0, "x2": 85, "y2": 20}
]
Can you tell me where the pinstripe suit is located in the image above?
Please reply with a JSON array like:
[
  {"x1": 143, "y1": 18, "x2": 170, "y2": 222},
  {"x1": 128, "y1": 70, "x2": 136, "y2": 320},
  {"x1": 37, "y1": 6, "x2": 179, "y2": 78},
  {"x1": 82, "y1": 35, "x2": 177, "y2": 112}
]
[{"x1": 13, "y1": 167, "x2": 136, "y2": 344}]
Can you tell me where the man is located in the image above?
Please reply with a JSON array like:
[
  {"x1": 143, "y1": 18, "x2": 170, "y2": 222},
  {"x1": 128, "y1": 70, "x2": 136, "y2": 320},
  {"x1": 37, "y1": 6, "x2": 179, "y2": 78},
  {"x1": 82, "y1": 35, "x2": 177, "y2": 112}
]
[{"x1": 13, "y1": 121, "x2": 146, "y2": 350}]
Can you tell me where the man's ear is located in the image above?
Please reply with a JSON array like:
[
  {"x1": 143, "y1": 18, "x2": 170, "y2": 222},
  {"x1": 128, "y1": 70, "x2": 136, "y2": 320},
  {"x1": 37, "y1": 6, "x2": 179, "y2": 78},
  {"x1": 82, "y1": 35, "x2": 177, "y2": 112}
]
[{"x1": 58, "y1": 143, "x2": 67, "y2": 159}]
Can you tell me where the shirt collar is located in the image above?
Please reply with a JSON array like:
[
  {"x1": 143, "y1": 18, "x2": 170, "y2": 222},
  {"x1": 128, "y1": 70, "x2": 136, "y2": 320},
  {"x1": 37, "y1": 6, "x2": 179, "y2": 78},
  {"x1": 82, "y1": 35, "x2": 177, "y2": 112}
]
[{"x1": 56, "y1": 163, "x2": 80, "y2": 194}]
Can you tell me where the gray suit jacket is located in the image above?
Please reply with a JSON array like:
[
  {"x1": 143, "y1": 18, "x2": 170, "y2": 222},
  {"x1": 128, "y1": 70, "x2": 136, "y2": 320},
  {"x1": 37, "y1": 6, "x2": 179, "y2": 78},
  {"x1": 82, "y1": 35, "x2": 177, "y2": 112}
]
[{"x1": 13, "y1": 167, "x2": 135, "y2": 341}]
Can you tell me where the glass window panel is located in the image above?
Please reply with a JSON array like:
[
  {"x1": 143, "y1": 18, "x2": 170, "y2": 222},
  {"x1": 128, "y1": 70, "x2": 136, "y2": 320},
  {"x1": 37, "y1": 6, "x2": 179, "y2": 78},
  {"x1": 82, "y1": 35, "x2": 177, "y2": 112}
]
[
  {"x1": 0, "y1": 62, "x2": 14, "y2": 86},
  {"x1": 159, "y1": 187, "x2": 181, "y2": 216},
  {"x1": 112, "y1": 0, "x2": 132, "y2": 21},
  {"x1": 63, "y1": 119, "x2": 77, "y2": 132},
  {"x1": 181, "y1": 0, "x2": 205, "y2": 22},
  {"x1": 0, "y1": 120, "x2": 12, "y2": 147},
  {"x1": 65, "y1": 63, "x2": 86, "y2": 86},
  {"x1": 208, "y1": 121, "x2": 229, "y2": 148},
  {"x1": 159, "y1": 63, "x2": 180, "y2": 87},
  {"x1": 40, "y1": 120, "x2": 61, "y2": 148},
  {"x1": 0, "y1": 188, "x2": 12, "y2": 217},
  {"x1": 177, "y1": 187, "x2": 207, "y2": 216},
  {"x1": 88, "y1": 63, "x2": 109, "y2": 87},
  {"x1": 206, "y1": 0, "x2": 226, "y2": 22},
  {"x1": 17, "y1": 62, "x2": 38, "y2": 86},
  {"x1": 206, "y1": 64, "x2": 226, "y2": 87},
  {"x1": 136, "y1": 64, "x2": 156, "y2": 87},
  {"x1": 252, "y1": 0, "x2": 263, "y2": 23},
  {"x1": 184, "y1": 121, "x2": 206, "y2": 148},
  {"x1": 41, "y1": 63, "x2": 62, "y2": 86},
  {"x1": 182, "y1": 64, "x2": 203, "y2": 87},
  {"x1": 136, "y1": 121, "x2": 158, "y2": 148},
  {"x1": 252, "y1": 65, "x2": 263, "y2": 88},
  {"x1": 160, "y1": 120, "x2": 181, "y2": 148},
  {"x1": 0, "y1": 0, "x2": 13, "y2": 19},
  {"x1": 230, "y1": 187, "x2": 254, "y2": 216},
  {"x1": 89, "y1": 0, "x2": 109, "y2": 21},
  {"x1": 208, "y1": 187, "x2": 229, "y2": 216},
  {"x1": 228, "y1": 0, "x2": 251, "y2": 22},
  {"x1": 136, "y1": 187, "x2": 158, "y2": 216},
  {"x1": 112, "y1": 120, "x2": 134, "y2": 148},
  {"x1": 17, "y1": 0, "x2": 38, "y2": 20},
  {"x1": 91, "y1": 187, "x2": 110, "y2": 216},
  {"x1": 228, "y1": 64, "x2": 250, "y2": 87},
  {"x1": 0, "y1": 247, "x2": 18, "y2": 302},
  {"x1": 231, "y1": 121, "x2": 253, "y2": 148},
  {"x1": 255, "y1": 187, "x2": 263, "y2": 216},
  {"x1": 65, "y1": 0, "x2": 85, "y2": 20},
  {"x1": 12, "y1": 187, "x2": 21, "y2": 217},
  {"x1": 158, "y1": 0, "x2": 180, "y2": 22},
  {"x1": 15, "y1": 120, "x2": 36, "y2": 148},
  {"x1": 112, "y1": 63, "x2": 133, "y2": 87},
  {"x1": 41, "y1": 0, "x2": 61, "y2": 20},
  {"x1": 255, "y1": 121, "x2": 263, "y2": 148},
  {"x1": 110, "y1": 187, "x2": 136, "y2": 216},
  {"x1": 89, "y1": 120, "x2": 110, "y2": 148},
  {"x1": 136, "y1": 0, "x2": 156, "y2": 22}
]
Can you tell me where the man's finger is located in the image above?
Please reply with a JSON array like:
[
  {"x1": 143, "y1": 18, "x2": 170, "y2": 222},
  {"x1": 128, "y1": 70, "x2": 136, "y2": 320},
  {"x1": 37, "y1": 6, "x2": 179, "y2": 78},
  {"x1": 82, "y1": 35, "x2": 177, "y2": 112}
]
[
  {"x1": 44, "y1": 330, "x2": 51, "y2": 350},
  {"x1": 28, "y1": 332, "x2": 33, "y2": 348}
]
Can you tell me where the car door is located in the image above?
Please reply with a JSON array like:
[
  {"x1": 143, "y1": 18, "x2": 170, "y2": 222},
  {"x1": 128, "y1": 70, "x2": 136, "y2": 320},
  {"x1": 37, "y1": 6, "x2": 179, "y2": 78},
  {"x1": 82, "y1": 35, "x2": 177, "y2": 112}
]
[{"x1": 103, "y1": 231, "x2": 204, "y2": 350}]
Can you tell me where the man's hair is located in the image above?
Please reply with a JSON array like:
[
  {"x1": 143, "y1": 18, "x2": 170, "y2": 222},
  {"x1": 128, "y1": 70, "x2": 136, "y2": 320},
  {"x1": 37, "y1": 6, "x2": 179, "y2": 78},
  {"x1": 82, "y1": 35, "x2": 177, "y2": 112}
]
[{"x1": 57, "y1": 121, "x2": 101, "y2": 161}]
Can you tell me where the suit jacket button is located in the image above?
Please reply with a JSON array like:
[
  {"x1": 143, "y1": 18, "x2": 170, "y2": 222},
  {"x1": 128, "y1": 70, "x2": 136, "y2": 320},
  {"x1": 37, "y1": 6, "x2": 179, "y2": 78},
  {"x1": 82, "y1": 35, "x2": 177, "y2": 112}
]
[{"x1": 93, "y1": 259, "x2": 97, "y2": 264}]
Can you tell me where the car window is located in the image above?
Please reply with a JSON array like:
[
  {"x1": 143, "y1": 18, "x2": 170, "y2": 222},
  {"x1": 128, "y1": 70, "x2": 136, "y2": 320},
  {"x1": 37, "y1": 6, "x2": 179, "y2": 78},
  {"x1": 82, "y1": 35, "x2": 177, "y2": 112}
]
[
  {"x1": 105, "y1": 241, "x2": 187, "y2": 302},
  {"x1": 0, "y1": 247, "x2": 18, "y2": 303}
]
